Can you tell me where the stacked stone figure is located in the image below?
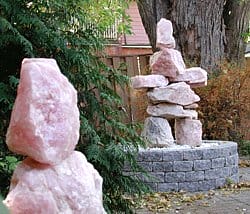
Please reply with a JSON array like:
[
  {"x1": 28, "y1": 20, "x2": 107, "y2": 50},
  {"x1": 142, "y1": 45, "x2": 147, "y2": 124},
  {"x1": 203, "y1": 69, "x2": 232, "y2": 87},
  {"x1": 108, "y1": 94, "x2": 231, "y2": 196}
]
[
  {"x1": 131, "y1": 19, "x2": 207, "y2": 147},
  {"x1": 3, "y1": 59, "x2": 106, "y2": 213}
]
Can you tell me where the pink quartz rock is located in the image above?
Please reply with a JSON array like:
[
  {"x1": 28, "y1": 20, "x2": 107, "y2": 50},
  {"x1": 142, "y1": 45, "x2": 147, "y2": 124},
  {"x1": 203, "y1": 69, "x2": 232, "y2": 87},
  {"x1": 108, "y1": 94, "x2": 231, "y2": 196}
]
[
  {"x1": 156, "y1": 18, "x2": 176, "y2": 49},
  {"x1": 169, "y1": 67, "x2": 207, "y2": 88},
  {"x1": 183, "y1": 103, "x2": 199, "y2": 109},
  {"x1": 131, "y1": 75, "x2": 169, "y2": 89},
  {"x1": 3, "y1": 151, "x2": 106, "y2": 214},
  {"x1": 147, "y1": 103, "x2": 198, "y2": 119},
  {"x1": 6, "y1": 58, "x2": 80, "y2": 165},
  {"x1": 175, "y1": 118, "x2": 202, "y2": 146},
  {"x1": 150, "y1": 48, "x2": 186, "y2": 77},
  {"x1": 147, "y1": 82, "x2": 200, "y2": 106}
]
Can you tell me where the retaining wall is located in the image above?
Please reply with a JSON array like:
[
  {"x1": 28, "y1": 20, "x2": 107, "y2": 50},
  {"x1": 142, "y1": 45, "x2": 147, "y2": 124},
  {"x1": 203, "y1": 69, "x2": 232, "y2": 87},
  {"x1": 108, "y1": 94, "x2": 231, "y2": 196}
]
[{"x1": 124, "y1": 141, "x2": 239, "y2": 192}]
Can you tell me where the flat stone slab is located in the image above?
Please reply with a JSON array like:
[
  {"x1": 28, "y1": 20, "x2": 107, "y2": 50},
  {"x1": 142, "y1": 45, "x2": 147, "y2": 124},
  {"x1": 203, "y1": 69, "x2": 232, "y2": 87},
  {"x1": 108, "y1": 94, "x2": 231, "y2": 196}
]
[
  {"x1": 131, "y1": 75, "x2": 169, "y2": 89},
  {"x1": 183, "y1": 103, "x2": 199, "y2": 109},
  {"x1": 169, "y1": 67, "x2": 207, "y2": 88},
  {"x1": 147, "y1": 103, "x2": 198, "y2": 119},
  {"x1": 147, "y1": 82, "x2": 200, "y2": 106}
]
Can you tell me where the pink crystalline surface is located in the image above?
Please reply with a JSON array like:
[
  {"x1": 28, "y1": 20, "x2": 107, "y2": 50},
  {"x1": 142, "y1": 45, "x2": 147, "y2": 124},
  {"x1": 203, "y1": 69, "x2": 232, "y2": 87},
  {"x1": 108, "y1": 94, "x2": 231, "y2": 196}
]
[
  {"x1": 6, "y1": 58, "x2": 80, "y2": 165},
  {"x1": 156, "y1": 18, "x2": 176, "y2": 49},
  {"x1": 150, "y1": 49, "x2": 186, "y2": 77},
  {"x1": 3, "y1": 151, "x2": 105, "y2": 214}
]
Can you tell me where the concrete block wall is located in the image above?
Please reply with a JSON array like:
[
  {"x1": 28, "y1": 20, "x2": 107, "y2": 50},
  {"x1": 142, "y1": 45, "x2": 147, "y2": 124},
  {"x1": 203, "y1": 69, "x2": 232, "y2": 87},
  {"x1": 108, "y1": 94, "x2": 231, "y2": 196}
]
[{"x1": 124, "y1": 141, "x2": 239, "y2": 192}]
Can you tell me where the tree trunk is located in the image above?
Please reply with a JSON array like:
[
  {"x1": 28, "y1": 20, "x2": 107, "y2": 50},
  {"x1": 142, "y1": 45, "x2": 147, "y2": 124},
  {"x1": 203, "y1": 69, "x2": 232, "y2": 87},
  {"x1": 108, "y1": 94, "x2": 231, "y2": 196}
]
[
  {"x1": 137, "y1": 0, "x2": 249, "y2": 72},
  {"x1": 223, "y1": 0, "x2": 250, "y2": 64},
  {"x1": 137, "y1": 0, "x2": 170, "y2": 52},
  {"x1": 171, "y1": 0, "x2": 226, "y2": 71}
]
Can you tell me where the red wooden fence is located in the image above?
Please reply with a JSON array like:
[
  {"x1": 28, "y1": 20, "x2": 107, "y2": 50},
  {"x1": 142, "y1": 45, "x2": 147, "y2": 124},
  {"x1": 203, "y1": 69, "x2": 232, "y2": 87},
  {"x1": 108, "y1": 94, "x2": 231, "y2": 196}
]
[{"x1": 102, "y1": 54, "x2": 151, "y2": 123}]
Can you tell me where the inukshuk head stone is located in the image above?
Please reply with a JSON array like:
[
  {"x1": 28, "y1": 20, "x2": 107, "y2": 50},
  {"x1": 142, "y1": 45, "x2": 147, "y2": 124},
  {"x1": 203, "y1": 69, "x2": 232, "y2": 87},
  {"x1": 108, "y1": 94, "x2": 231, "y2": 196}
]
[
  {"x1": 156, "y1": 18, "x2": 176, "y2": 49},
  {"x1": 4, "y1": 58, "x2": 106, "y2": 213}
]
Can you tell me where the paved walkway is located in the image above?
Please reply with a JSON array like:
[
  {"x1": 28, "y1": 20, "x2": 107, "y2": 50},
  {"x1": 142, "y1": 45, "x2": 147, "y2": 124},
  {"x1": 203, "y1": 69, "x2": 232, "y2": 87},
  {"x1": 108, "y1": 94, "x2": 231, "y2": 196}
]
[{"x1": 136, "y1": 167, "x2": 250, "y2": 214}]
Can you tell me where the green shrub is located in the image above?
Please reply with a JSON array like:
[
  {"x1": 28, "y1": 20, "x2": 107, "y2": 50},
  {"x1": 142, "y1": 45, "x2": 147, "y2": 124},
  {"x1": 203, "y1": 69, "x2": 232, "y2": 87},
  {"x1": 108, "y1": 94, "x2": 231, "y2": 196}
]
[
  {"x1": 0, "y1": 0, "x2": 149, "y2": 212},
  {"x1": 238, "y1": 140, "x2": 250, "y2": 155}
]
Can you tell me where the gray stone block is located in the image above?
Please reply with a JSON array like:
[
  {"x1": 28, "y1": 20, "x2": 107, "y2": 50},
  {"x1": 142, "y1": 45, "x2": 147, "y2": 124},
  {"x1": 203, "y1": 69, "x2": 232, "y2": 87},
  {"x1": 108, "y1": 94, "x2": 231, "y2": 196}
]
[
  {"x1": 143, "y1": 150, "x2": 163, "y2": 161},
  {"x1": 225, "y1": 154, "x2": 239, "y2": 166},
  {"x1": 138, "y1": 162, "x2": 153, "y2": 171},
  {"x1": 145, "y1": 182, "x2": 158, "y2": 192},
  {"x1": 229, "y1": 165, "x2": 239, "y2": 175},
  {"x1": 124, "y1": 172, "x2": 146, "y2": 182},
  {"x1": 212, "y1": 158, "x2": 225, "y2": 168},
  {"x1": 198, "y1": 180, "x2": 216, "y2": 191},
  {"x1": 229, "y1": 143, "x2": 238, "y2": 155},
  {"x1": 165, "y1": 172, "x2": 186, "y2": 183},
  {"x1": 205, "y1": 167, "x2": 230, "y2": 180},
  {"x1": 230, "y1": 174, "x2": 239, "y2": 183},
  {"x1": 153, "y1": 161, "x2": 173, "y2": 172},
  {"x1": 179, "y1": 182, "x2": 199, "y2": 192},
  {"x1": 216, "y1": 178, "x2": 226, "y2": 188},
  {"x1": 146, "y1": 172, "x2": 165, "y2": 182},
  {"x1": 158, "y1": 183, "x2": 178, "y2": 192},
  {"x1": 136, "y1": 151, "x2": 145, "y2": 161},
  {"x1": 163, "y1": 150, "x2": 183, "y2": 161},
  {"x1": 173, "y1": 161, "x2": 193, "y2": 171},
  {"x1": 185, "y1": 171, "x2": 204, "y2": 182},
  {"x1": 202, "y1": 148, "x2": 220, "y2": 159},
  {"x1": 183, "y1": 149, "x2": 203, "y2": 160},
  {"x1": 194, "y1": 160, "x2": 211, "y2": 170},
  {"x1": 219, "y1": 146, "x2": 231, "y2": 156}
]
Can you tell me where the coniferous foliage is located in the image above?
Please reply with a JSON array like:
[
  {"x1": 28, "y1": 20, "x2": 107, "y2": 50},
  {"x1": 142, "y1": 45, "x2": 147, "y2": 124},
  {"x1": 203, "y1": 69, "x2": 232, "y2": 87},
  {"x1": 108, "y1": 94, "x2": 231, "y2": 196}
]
[{"x1": 0, "y1": 0, "x2": 148, "y2": 212}]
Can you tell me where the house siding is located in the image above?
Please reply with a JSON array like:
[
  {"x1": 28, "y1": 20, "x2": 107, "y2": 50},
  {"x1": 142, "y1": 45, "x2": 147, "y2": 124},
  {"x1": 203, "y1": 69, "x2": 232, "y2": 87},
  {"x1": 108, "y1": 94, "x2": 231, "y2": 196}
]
[{"x1": 123, "y1": 1, "x2": 150, "y2": 45}]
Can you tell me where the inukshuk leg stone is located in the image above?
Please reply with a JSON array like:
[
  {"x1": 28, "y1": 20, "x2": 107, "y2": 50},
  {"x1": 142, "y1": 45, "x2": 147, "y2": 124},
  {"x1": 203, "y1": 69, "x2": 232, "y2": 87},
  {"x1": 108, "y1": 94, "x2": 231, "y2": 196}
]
[
  {"x1": 4, "y1": 58, "x2": 106, "y2": 214},
  {"x1": 131, "y1": 18, "x2": 208, "y2": 147},
  {"x1": 175, "y1": 118, "x2": 202, "y2": 146},
  {"x1": 141, "y1": 117, "x2": 174, "y2": 147}
]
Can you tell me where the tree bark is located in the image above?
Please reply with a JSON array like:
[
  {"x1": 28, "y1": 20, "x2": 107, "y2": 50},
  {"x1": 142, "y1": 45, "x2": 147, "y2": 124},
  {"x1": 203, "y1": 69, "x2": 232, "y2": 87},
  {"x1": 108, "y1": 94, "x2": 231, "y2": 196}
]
[
  {"x1": 137, "y1": 0, "x2": 170, "y2": 52},
  {"x1": 224, "y1": 0, "x2": 250, "y2": 64},
  {"x1": 137, "y1": 0, "x2": 250, "y2": 71},
  {"x1": 171, "y1": 0, "x2": 226, "y2": 71}
]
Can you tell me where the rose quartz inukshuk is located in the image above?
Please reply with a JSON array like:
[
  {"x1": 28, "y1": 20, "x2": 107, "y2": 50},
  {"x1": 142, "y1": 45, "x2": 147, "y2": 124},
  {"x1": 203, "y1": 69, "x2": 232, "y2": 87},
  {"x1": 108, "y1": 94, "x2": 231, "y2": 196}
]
[
  {"x1": 131, "y1": 19, "x2": 207, "y2": 147},
  {"x1": 4, "y1": 58, "x2": 106, "y2": 213}
]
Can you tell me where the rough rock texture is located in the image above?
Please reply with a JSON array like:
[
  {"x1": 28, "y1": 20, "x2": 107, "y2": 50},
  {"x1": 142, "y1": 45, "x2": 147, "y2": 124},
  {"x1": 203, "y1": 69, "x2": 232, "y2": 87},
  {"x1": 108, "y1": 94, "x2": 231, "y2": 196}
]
[
  {"x1": 6, "y1": 58, "x2": 80, "y2": 165},
  {"x1": 169, "y1": 67, "x2": 207, "y2": 88},
  {"x1": 156, "y1": 18, "x2": 175, "y2": 49},
  {"x1": 183, "y1": 103, "x2": 199, "y2": 109},
  {"x1": 141, "y1": 117, "x2": 174, "y2": 147},
  {"x1": 150, "y1": 49, "x2": 186, "y2": 77},
  {"x1": 131, "y1": 75, "x2": 169, "y2": 89},
  {"x1": 3, "y1": 151, "x2": 105, "y2": 214},
  {"x1": 175, "y1": 119, "x2": 202, "y2": 146},
  {"x1": 147, "y1": 104, "x2": 198, "y2": 119},
  {"x1": 147, "y1": 82, "x2": 200, "y2": 105}
]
